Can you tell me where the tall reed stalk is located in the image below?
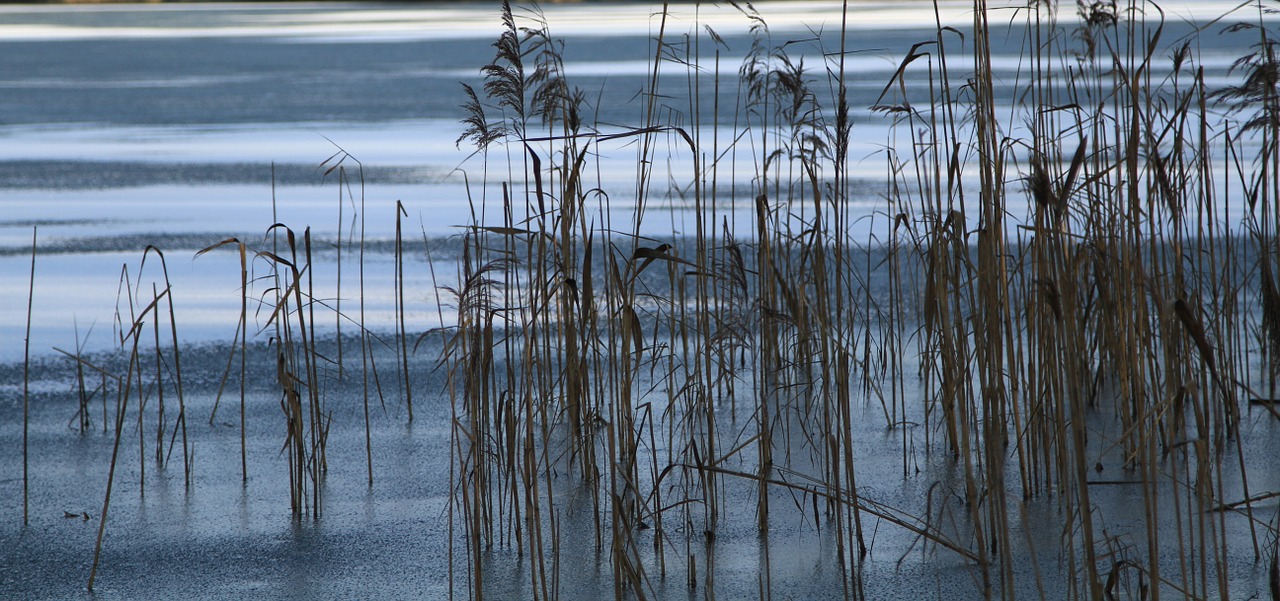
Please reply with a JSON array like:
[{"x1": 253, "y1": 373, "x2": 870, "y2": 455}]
[
  {"x1": 22, "y1": 226, "x2": 36, "y2": 527},
  {"x1": 88, "y1": 288, "x2": 167, "y2": 590}
]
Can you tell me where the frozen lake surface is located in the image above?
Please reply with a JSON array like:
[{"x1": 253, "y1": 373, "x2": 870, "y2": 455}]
[{"x1": 3, "y1": 2, "x2": 1280, "y2": 600}]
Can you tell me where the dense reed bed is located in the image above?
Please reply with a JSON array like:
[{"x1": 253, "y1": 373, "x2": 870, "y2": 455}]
[
  {"x1": 8, "y1": 1, "x2": 1280, "y2": 600},
  {"x1": 438, "y1": 1, "x2": 1280, "y2": 600}
]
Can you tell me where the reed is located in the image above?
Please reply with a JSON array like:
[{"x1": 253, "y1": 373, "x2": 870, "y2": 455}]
[
  {"x1": 55, "y1": 342, "x2": 114, "y2": 435},
  {"x1": 200, "y1": 226, "x2": 333, "y2": 516},
  {"x1": 22, "y1": 226, "x2": 36, "y2": 526},
  {"x1": 321, "y1": 151, "x2": 380, "y2": 484},
  {"x1": 199, "y1": 238, "x2": 249, "y2": 480},
  {"x1": 64, "y1": 322, "x2": 95, "y2": 433},
  {"x1": 396, "y1": 200, "x2": 413, "y2": 422},
  {"x1": 266, "y1": 224, "x2": 328, "y2": 517},
  {"x1": 88, "y1": 287, "x2": 167, "y2": 590},
  {"x1": 141, "y1": 246, "x2": 191, "y2": 488}
]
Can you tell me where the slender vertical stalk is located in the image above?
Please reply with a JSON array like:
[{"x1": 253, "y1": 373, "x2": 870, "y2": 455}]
[
  {"x1": 153, "y1": 284, "x2": 165, "y2": 470},
  {"x1": 22, "y1": 226, "x2": 36, "y2": 527},
  {"x1": 357, "y1": 166, "x2": 374, "y2": 487},
  {"x1": 238, "y1": 241, "x2": 248, "y2": 483},
  {"x1": 396, "y1": 200, "x2": 413, "y2": 422},
  {"x1": 335, "y1": 166, "x2": 344, "y2": 376},
  {"x1": 89, "y1": 294, "x2": 160, "y2": 590}
]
